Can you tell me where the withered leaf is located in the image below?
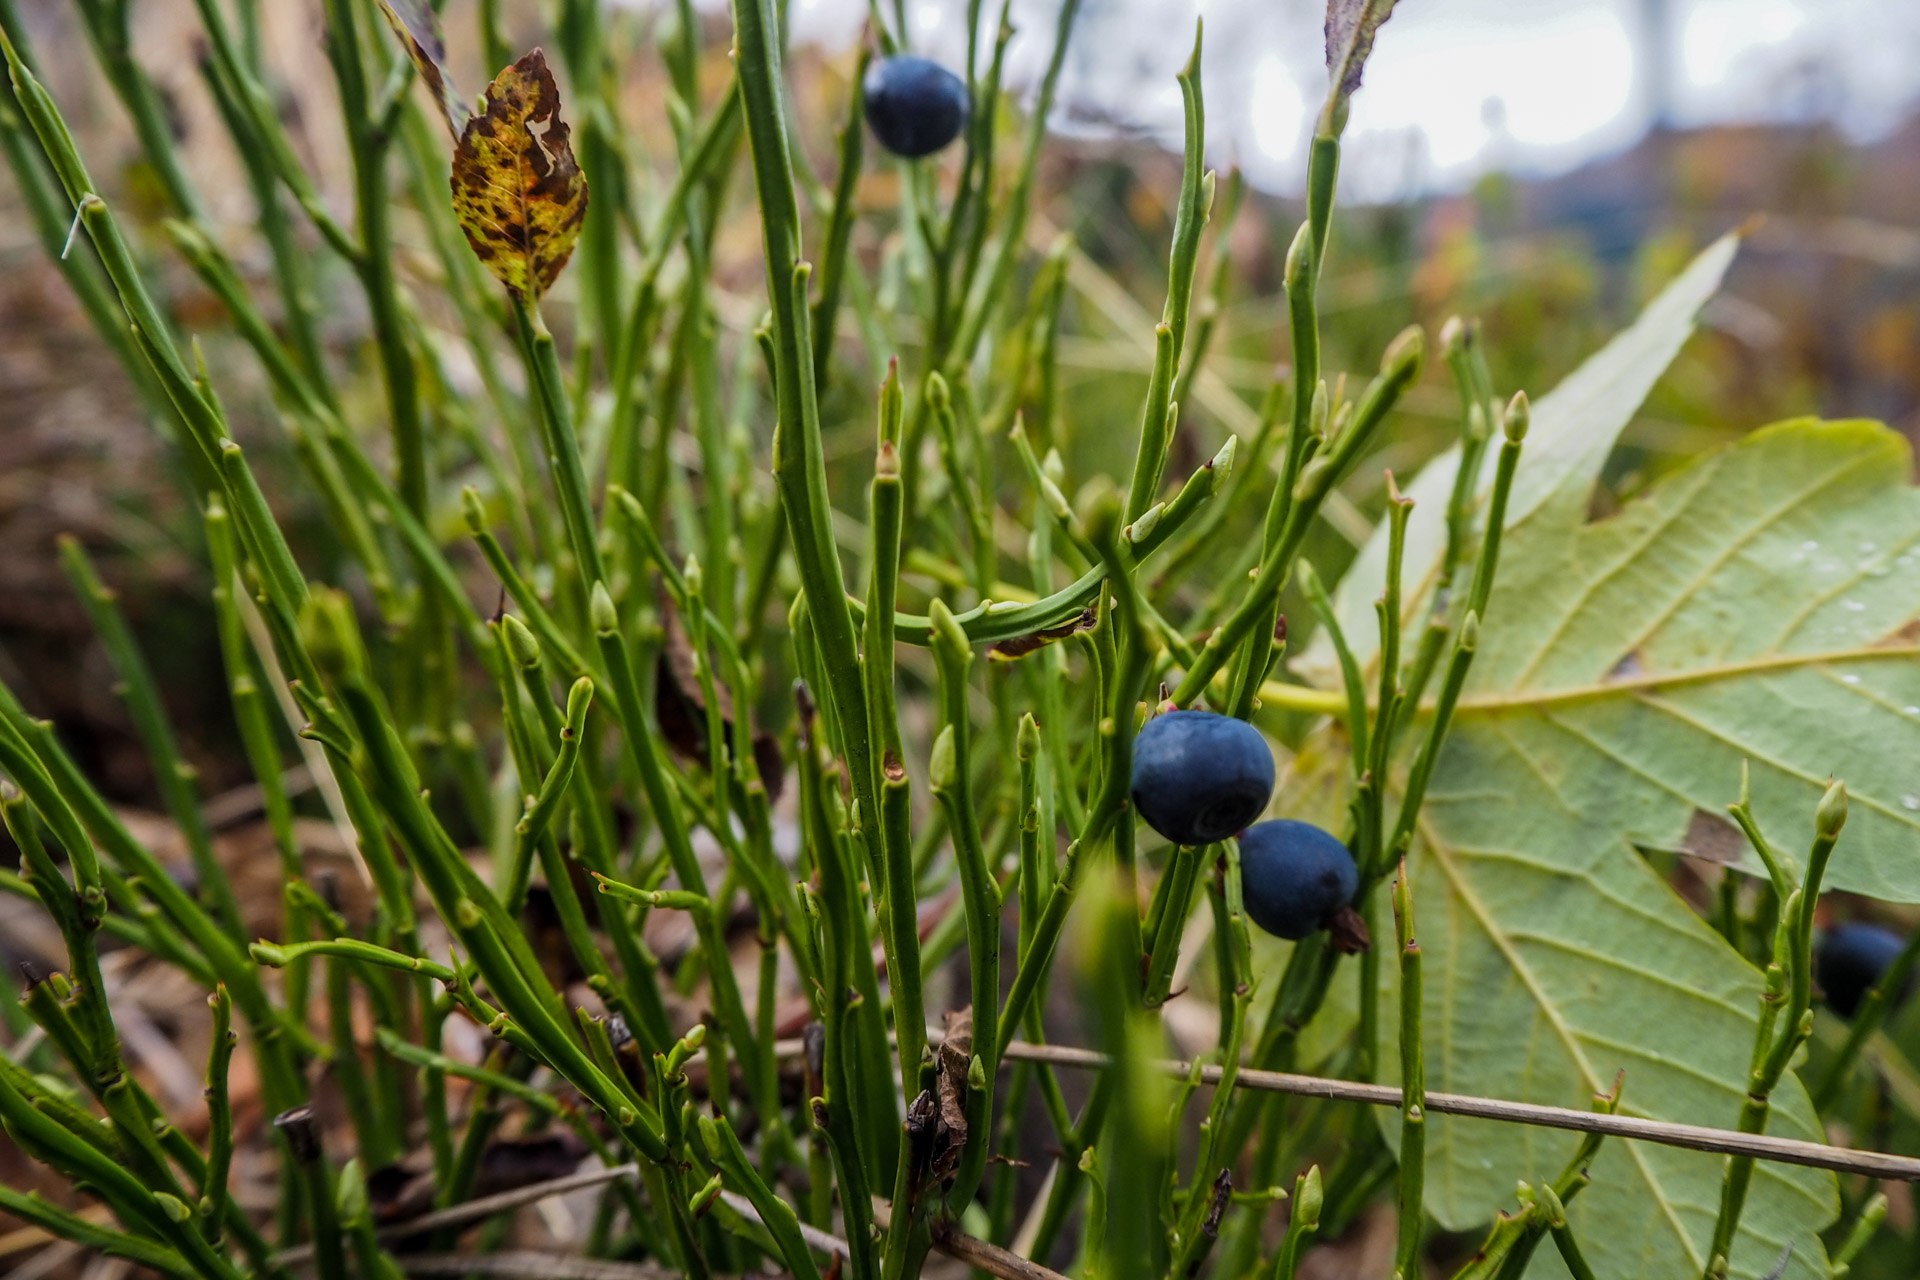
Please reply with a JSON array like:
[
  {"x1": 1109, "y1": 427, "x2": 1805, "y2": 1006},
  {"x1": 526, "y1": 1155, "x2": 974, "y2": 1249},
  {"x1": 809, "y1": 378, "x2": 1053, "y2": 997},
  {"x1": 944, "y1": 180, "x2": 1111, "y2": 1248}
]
[
  {"x1": 1324, "y1": 0, "x2": 1399, "y2": 109},
  {"x1": 987, "y1": 604, "x2": 1097, "y2": 661},
  {"x1": 930, "y1": 1008, "x2": 974, "y2": 1183},
  {"x1": 656, "y1": 595, "x2": 785, "y2": 802},
  {"x1": 451, "y1": 49, "x2": 588, "y2": 299},
  {"x1": 378, "y1": 0, "x2": 469, "y2": 137}
]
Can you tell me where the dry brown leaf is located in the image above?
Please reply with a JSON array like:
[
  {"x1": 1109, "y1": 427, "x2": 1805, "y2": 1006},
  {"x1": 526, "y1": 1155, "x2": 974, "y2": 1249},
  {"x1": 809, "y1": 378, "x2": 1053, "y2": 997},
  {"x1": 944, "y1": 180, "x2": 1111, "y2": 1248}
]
[
  {"x1": 986, "y1": 604, "x2": 1097, "y2": 661},
  {"x1": 378, "y1": 0, "x2": 470, "y2": 137}
]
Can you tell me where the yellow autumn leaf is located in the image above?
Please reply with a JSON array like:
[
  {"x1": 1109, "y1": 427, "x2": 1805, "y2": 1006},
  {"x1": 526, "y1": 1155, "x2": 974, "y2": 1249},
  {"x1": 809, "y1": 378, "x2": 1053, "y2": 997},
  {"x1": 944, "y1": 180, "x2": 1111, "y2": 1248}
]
[{"x1": 450, "y1": 49, "x2": 587, "y2": 300}]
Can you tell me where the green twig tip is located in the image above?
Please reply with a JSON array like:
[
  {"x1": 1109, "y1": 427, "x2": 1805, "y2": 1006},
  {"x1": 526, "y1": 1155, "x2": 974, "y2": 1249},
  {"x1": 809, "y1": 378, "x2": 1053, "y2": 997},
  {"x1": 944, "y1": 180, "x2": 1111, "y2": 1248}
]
[
  {"x1": 564, "y1": 677, "x2": 594, "y2": 728},
  {"x1": 1296, "y1": 1166, "x2": 1323, "y2": 1228},
  {"x1": 1503, "y1": 390, "x2": 1530, "y2": 442},
  {"x1": 1208, "y1": 434, "x2": 1238, "y2": 484},
  {"x1": 589, "y1": 582, "x2": 619, "y2": 635},
  {"x1": 502, "y1": 614, "x2": 542, "y2": 667},
  {"x1": 1382, "y1": 324, "x2": 1425, "y2": 379},
  {"x1": 1284, "y1": 221, "x2": 1315, "y2": 289},
  {"x1": 460, "y1": 486, "x2": 487, "y2": 533},
  {"x1": 1817, "y1": 779, "x2": 1848, "y2": 837}
]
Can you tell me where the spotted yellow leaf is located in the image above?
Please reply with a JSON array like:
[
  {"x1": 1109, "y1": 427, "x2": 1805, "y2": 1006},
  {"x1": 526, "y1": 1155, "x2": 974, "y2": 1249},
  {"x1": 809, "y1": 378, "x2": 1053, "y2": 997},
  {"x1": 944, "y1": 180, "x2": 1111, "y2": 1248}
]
[{"x1": 450, "y1": 49, "x2": 587, "y2": 300}]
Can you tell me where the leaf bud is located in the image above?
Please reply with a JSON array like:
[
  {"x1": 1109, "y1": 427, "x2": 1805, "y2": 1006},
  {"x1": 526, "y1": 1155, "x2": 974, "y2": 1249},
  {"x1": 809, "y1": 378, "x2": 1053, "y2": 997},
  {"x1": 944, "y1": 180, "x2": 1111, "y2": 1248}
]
[
  {"x1": 1126, "y1": 503, "x2": 1165, "y2": 546},
  {"x1": 927, "y1": 598, "x2": 972, "y2": 668},
  {"x1": 1294, "y1": 1165, "x2": 1323, "y2": 1229},
  {"x1": 461, "y1": 485, "x2": 488, "y2": 534},
  {"x1": 1017, "y1": 713, "x2": 1041, "y2": 762},
  {"x1": 1503, "y1": 390, "x2": 1530, "y2": 443},
  {"x1": 1041, "y1": 447, "x2": 1067, "y2": 487},
  {"x1": 1284, "y1": 221, "x2": 1315, "y2": 293},
  {"x1": 590, "y1": 581, "x2": 620, "y2": 636},
  {"x1": 502, "y1": 614, "x2": 542, "y2": 669},
  {"x1": 1381, "y1": 323, "x2": 1425, "y2": 382},
  {"x1": 1816, "y1": 778, "x2": 1848, "y2": 839},
  {"x1": 1207, "y1": 434, "x2": 1238, "y2": 487},
  {"x1": 930, "y1": 725, "x2": 958, "y2": 792},
  {"x1": 564, "y1": 677, "x2": 594, "y2": 729},
  {"x1": 335, "y1": 1157, "x2": 369, "y2": 1224},
  {"x1": 1458, "y1": 609, "x2": 1481, "y2": 653},
  {"x1": 1537, "y1": 1181, "x2": 1567, "y2": 1229}
]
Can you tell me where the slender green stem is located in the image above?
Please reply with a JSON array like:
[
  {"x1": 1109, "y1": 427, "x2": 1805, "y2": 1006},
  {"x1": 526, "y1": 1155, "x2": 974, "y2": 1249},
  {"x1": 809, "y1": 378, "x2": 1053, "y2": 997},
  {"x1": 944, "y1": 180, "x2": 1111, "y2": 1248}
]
[
  {"x1": 702, "y1": 1114, "x2": 824, "y2": 1280},
  {"x1": 321, "y1": 0, "x2": 424, "y2": 516},
  {"x1": 1175, "y1": 328, "x2": 1423, "y2": 709},
  {"x1": 1392, "y1": 864, "x2": 1425, "y2": 1280},
  {"x1": 1705, "y1": 779, "x2": 1847, "y2": 1278},
  {"x1": 929, "y1": 602, "x2": 1000, "y2": 1211},
  {"x1": 58, "y1": 537, "x2": 245, "y2": 943},
  {"x1": 1124, "y1": 24, "x2": 1208, "y2": 524},
  {"x1": 727, "y1": 0, "x2": 880, "y2": 852},
  {"x1": 865, "y1": 362, "x2": 927, "y2": 1088},
  {"x1": 516, "y1": 297, "x2": 609, "y2": 586},
  {"x1": 201, "y1": 986, "x2": 236, "y2": 1241}
]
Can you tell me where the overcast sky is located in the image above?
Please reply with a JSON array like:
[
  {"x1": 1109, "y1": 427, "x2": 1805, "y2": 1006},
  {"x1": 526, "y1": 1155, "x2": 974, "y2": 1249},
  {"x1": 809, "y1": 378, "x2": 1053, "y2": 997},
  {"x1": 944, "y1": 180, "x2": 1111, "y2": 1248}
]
[{"x1": 627, "y1": 0, "x2": 1920, "y2": 198}]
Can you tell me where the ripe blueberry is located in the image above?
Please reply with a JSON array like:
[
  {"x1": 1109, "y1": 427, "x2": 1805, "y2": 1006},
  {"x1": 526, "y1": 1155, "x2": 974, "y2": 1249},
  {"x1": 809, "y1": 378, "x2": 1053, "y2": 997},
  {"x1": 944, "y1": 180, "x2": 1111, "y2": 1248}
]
[
  {"x1": 863, "y1": 56, "x2": 970, "y2": 159},
  {"x1": 1239, "y1": 820, "x2": 1358, "y2": 942},
  {"x1": 1816, "y1": 923, "x2": 1910, "y2": 1019},
  {"x1": 1130, "y1": 710, "x2": 1275, "y2": 847}
]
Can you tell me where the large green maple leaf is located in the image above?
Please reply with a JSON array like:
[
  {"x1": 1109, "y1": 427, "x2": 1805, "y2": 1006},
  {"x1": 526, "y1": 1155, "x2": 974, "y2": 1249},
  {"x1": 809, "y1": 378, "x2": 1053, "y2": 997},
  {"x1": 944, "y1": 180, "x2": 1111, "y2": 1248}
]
[
  {"x1": 1294, "y1": 414, "x2": 1920, "y2": 1280},
  {"x1": 1282, "y1": 234, "x2": 1920, "y2": 1276}
]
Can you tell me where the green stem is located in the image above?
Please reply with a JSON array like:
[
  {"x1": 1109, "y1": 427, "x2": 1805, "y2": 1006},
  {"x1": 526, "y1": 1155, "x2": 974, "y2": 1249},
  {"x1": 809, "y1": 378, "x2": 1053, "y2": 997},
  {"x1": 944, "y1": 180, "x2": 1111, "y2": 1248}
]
[
  {"x1": 1392, "y1": 865, "x2": 1425, "y2": 1280},
  {"x1": 727, "y1": 0, "x2": 880, "y2": 847},
  {"x1": 929, "y1": 603, "x2": 1001, "y2": 1211},
  {"x1": 59, "y1": 537, "x2": 245, "y2": 943}
]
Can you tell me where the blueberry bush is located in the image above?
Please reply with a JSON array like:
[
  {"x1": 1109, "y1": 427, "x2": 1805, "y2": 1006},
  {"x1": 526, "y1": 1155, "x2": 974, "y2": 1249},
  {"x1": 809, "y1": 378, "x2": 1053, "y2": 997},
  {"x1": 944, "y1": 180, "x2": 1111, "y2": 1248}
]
[{"x1": 0, "y1": 0, "x2": 1915, "y2": 1278}]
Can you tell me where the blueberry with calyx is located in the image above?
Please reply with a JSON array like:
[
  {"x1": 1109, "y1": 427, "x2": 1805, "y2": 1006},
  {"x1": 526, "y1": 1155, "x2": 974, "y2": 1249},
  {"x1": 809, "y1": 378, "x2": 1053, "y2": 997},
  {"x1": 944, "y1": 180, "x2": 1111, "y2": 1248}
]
[{"x1": 1240, "y1": 819, "x2": 1363, "y2": 949}]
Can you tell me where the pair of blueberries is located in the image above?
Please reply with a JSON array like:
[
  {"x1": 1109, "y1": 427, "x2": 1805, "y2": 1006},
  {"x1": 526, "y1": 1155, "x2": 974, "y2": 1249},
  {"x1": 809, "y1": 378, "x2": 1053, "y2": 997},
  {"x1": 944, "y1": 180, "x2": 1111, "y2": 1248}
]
[
  {"x1": 1132, "y1": 711, "x2": 1920, "y2": 1002},
  {"x1": 1131, "y1": 710, "x2": 1355, "y2": 942}
]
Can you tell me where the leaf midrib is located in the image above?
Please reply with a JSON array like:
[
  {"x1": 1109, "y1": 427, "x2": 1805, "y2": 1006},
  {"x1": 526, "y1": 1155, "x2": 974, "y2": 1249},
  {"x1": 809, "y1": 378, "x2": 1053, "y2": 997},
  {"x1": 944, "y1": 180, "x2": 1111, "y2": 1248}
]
[
  {"x1": 1415, "y1": 810, "x2": 1707, "y2": 1269},
  {"x1": 1453, "y1": 642, "x2": 1920, "y2": 713}
]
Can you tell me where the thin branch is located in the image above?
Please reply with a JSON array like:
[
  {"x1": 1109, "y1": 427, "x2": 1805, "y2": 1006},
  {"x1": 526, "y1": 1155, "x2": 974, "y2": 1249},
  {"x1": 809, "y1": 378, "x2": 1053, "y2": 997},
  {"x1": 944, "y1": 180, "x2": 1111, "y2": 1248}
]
[
  {"x1": 267, "y1": 1028, "x2": 1920, "y2": 1274},
  {"x1": 275, "y1": 1173, "x2": 1076, "y2": 1280},
  {"x1": 273, "y1": 1166, "x2": 649, "y2": 1264},
  {"x1": 397, "y1": 1254, "x2": 678, "y2": 1280},
  {"x1": 977, "y1": 1038, "x2": 1920, "y2": 1182}
]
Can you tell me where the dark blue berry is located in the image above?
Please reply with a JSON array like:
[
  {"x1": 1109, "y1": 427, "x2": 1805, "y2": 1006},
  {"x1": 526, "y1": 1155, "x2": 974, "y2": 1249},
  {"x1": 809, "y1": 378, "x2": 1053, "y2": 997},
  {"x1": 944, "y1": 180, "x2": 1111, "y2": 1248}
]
[
  {"x1": 1816, "y1": 923, "x2": 1910, "y2": 1019},
  {"x1": 1130, "y1": 710, "x2": 1275, "y2": 847},
  {"x1": 1239, "y1": 820, "x2": 1358, "y2": 941},
  {"x1": 863, "y1": 56, "x2": 970, "y2": 159}
]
